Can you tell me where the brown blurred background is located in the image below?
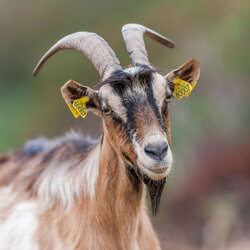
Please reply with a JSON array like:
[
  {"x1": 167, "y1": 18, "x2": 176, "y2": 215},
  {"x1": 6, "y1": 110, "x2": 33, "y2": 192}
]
[{"x1": 0, "y1": 0, "x2": 249, "y2": 249}]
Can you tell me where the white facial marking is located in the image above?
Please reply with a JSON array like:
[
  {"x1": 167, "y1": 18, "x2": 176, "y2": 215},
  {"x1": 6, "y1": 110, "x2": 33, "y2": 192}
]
[
  {"x1": 151, "y1": 73, "x2": 171, "y2": 110},
  {"x1": 99, "y1": 84, "x2": 126, "y2": 121}
]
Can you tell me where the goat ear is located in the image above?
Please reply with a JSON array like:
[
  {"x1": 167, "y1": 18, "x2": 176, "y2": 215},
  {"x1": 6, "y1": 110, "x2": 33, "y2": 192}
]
[
  {"x1": 173, "y1": 58, "x2": 200, "y2": 84},
  {"x1": 61, "y1": 80, "x2": 100, "y2": 118},
  {"x1": 165, "y1": 58, "x2": 200, "y2": 91}
]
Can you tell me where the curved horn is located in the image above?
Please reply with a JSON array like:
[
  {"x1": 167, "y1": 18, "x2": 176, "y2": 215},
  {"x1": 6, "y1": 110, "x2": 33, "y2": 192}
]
[
  {"x1": 122, "y1": 23, "x2": 174, "y2": 66},
  {"x1": 33, "y1": 32, "x2": 122, "y2": 79}
]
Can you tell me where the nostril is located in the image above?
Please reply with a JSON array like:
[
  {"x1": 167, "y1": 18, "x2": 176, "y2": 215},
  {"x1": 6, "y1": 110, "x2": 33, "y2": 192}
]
[
  {"x1": 144, "y1": 142, "x2": 168, "y2": 161},
  {"x1": 144, "y1": 145, "x2": 157, "y2": 158}
]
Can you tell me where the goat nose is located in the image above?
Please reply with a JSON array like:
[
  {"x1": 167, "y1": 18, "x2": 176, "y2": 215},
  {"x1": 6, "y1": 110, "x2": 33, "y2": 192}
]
[{"x1": 144, "y1": 142, "x2": 168, "y2": 161}]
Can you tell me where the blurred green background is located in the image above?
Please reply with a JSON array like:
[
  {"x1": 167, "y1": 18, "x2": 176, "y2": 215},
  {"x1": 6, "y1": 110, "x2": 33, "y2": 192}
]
[{"x1": 0, "y1": 0, "x2": 249, "y2": 249}]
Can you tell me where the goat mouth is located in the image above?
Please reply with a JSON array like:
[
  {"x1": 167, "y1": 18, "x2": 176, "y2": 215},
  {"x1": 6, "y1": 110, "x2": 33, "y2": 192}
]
[
  {"x1": 149, "y1": 167, "x2": 168, "y2": 174},
  {"x1": 139, "y1": 164, "x2": 169, "y2": 178}
]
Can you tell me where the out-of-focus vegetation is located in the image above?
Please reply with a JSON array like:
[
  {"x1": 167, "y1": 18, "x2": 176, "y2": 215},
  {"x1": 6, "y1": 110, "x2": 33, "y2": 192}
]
[{"x1": 0, "y1": 0, "x2": 249, "y2": 249}]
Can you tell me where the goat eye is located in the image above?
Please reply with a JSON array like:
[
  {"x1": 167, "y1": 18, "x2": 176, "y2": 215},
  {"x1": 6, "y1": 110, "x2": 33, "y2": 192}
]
[
  {"x1": 103, "y1": 108, "x2": 112, "y2": 115},
  {"x1": 164, "y1": 96, "x2": 172, "y2": 103}
]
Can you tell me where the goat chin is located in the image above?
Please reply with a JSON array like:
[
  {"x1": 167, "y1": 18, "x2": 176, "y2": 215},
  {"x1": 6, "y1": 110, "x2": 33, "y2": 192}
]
[
  {"x1": 134, "y1": 166, "x2": 167, "y2": 215},
  {"x1": 136, "y1": 160, "x2": 171, "y2": 181},
  {"x1": 138, "y1": 165, "x2": 169, "y2": 181}
]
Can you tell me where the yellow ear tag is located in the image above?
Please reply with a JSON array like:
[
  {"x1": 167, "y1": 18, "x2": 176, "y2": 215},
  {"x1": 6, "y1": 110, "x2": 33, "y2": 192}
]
[
  {"x1": 173, "y1": 77, "x2": 196, "y2": 100},
  {"x1": 67, "y1": 96, "x2": 90, "y2": 119},
  {"x1": 67, "y1": 104, "x2": 80, "y2": 118}
]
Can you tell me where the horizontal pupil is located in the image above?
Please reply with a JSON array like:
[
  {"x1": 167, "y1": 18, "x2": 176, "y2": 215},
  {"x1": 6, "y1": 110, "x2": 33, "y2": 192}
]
[{"x1": 104, "y1": 108, "x2": 111, "y2": 113}]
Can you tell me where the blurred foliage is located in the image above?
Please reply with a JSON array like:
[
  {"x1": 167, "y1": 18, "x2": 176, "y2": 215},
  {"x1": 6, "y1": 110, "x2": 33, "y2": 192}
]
[{"x1": 0, "y1": 0, "x2": 249, "y2": 248}]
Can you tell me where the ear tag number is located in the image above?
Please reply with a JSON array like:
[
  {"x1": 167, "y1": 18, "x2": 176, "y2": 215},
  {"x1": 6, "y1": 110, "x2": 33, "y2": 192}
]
[
  {"x1": 67, "y1": 96, "x2": 90, "y2": 119},
  {"x1": 173, "y1": 77, "x2": 196, "y2": 100}
]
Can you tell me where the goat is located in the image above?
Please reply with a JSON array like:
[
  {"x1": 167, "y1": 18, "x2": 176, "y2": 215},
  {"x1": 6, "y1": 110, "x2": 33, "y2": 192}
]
[{"x1": 0, "y1": 24, "x2": 200, "y2": 250}]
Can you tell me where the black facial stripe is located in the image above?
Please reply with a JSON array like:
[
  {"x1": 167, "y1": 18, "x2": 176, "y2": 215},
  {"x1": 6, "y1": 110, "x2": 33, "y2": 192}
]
[
  {"x1": 123, "y1": 99, "x2": 137, "y2": 140},
  {"x1": 100, "y1": 66, "x2": 164, "y2": 140},
  {"x1": 110, "y1": 78, "x2": 137, "y2": 140},
  {"x1": 125, "y1": 163, "x2": 141, "y2": 192},
  {"x1": 111, "y1": 114, "x2": 125, "y2": 128},
  {"x1": 111, "y1": 74, "x2": 166, "y2": 139},
  {"x1": 145, "y1": 78, "x2": 167, "y2": 132},
  {"x1": 96, "y1": 65, "x2": 156, "y2": 90},
  {"x1": 110, "y1": 90, "x2": 138, "y2": 141},
  {"x1": 121, "y1": 151, "x2": 141, "y2": 191},
  {"x1": 99, "y1": 92, "x2": 135, "y2": 142},
  {"x1": 162, "y1": 101, "x2": 169, "y2": 118},
  {"x1": 121, "y1": 151, "x2": 134, "y2": 166}
]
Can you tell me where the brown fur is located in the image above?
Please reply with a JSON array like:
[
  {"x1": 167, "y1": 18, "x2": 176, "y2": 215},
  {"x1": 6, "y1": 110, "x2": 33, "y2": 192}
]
[
  {"x1": 0, "y1": 131, "x2": 160, "y2": 249},
  {"x1": 33, "y1": 133, "x2": 160, "y2": 249},
  {"x1": 0, "y1": 58, "x2": 200, "y2": 249},
  {"x1": 134, "y1": 102, "x2": 164, "y2": 140}
]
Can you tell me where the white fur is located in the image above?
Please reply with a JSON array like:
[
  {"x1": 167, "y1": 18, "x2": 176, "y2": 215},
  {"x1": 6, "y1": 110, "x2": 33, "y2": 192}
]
[
  {"x1": 82, "y1": 143, "x2": 101, "y2": 198},
  {"x1": 0, "y1": 199, "x2": 38, "y2": 250},
  {"x1": 37, "y1": 143, "x2": 101, "y2": 209},
  {"x1": 123, "y1": 66, "x2": 143, "y2": 75},
  {"x1": 0, "y1": 186, "x2": 17, "y2": 212},
  {"x1": 123, "y1": 82, "x2": 147, "y2": 105},
  {"x1": 151, "y1": 73, "x2": 170, "y2": 109},
  {"x1": 99, "y1": 84, "x2": 127, "y2": 121}
]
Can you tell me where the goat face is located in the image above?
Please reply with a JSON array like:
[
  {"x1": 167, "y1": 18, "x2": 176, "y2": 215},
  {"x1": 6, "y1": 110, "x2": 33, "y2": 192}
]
[
  {"x1": 61, "y1": 59, "x2": 200, "y2": 182},
  {"x1": 34, "y1": 24, "x2": 200, "y2": 214},
  {"x1": 99, "y1": 67, "x2": 172, "y2": 181}
]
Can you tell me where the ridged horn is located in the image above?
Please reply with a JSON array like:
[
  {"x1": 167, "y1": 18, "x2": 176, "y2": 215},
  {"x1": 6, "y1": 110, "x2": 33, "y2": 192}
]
[
  {"x1": 33, "y1": 32, "x2": 122, "y2": 79},
  {"x1": 122, "y1": 23, "x2": 174, "y2": 66}
]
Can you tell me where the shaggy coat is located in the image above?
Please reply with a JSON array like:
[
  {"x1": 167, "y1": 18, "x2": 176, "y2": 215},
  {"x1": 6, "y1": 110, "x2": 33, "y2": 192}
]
[{"x1": 0, "y1": 23, "x2": 200, "y2": 249}]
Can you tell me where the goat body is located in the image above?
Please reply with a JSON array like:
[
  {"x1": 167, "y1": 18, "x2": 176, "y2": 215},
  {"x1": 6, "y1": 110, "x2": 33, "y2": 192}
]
[
  {"x1": 0, "y1": 132, "x2": 160, "y2": 249},
  {"x1": 0, "y1": 23, "x2": 200, "y2": 250}
]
